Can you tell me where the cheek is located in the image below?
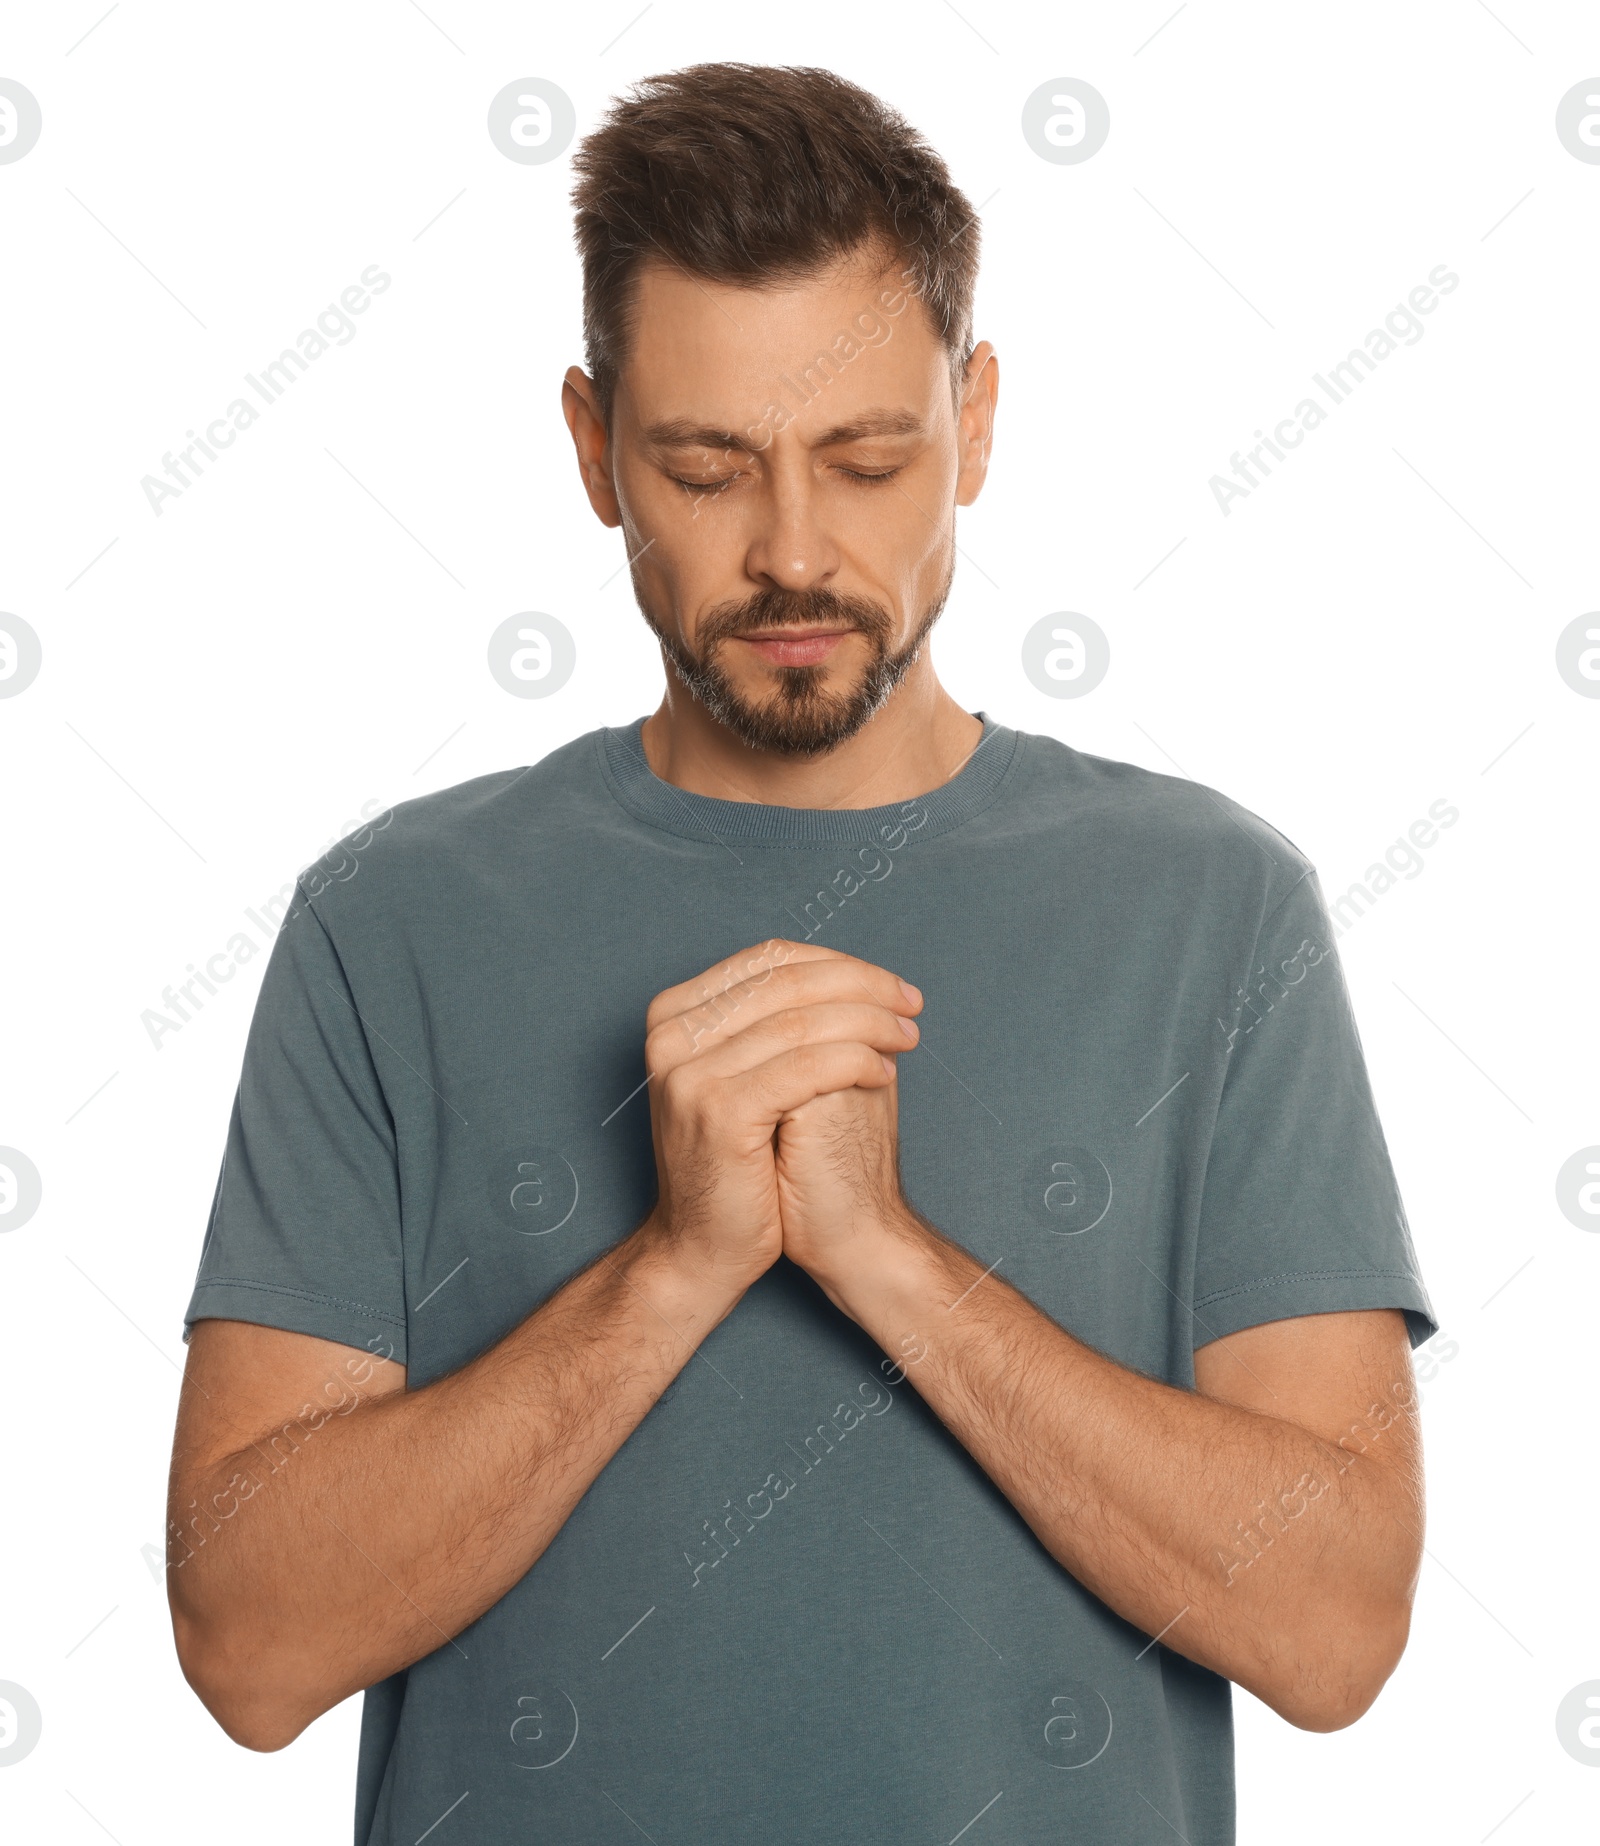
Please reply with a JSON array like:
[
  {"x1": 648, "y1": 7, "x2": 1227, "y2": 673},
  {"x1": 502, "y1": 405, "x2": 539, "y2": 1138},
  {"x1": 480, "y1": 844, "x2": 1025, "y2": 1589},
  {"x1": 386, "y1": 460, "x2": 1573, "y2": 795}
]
[
  {"x1": 888, "y1": 502, "x2": 956, "y2": 604},
  {"x1": 612, "y1": 449, "x2": 710, "y2": 540},
  {"x1": 631, "y1": 461, "x2": 756, "y2": 554}
]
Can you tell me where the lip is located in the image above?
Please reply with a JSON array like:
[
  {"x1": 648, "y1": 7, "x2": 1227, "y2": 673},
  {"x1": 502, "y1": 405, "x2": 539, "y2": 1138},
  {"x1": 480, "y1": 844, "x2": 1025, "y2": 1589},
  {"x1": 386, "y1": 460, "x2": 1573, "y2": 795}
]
[{"x1": 734, "y1": 628, "x2": 856, "y2": 668}]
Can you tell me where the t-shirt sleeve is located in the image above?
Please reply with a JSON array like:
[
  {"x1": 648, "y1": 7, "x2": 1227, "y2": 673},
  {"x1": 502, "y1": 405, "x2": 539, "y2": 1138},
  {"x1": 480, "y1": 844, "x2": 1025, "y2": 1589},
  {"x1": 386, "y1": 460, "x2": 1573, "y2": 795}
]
[
  {"x1": 183, "y1": 881, "x2": 409, "y2": 1362},
  {"x1": 1192, "y1": 867, "x2": 1438, "y2": 1351}
]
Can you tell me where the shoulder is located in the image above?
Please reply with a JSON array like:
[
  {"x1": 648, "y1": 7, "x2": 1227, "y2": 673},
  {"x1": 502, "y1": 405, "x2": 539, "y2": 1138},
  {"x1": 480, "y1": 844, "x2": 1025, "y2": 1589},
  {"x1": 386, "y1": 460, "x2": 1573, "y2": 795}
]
[
  {"x1": 1004, "y1": 725, "x2": 1317, "y2": 924},
  {"x1": 289, "y1": 728, "x2": 611, "y2": 922}
]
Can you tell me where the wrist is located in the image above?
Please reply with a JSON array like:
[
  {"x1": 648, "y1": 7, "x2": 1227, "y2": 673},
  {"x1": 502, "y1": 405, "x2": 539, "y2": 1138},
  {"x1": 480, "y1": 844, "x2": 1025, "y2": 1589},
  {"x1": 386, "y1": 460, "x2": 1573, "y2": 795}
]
[
  {"x1": 625, "y1": 1209, "x2": 766, "y2": 1328},
  {"x1": 803, "y1": 1201, "x2": 941, "y2": 1328}
]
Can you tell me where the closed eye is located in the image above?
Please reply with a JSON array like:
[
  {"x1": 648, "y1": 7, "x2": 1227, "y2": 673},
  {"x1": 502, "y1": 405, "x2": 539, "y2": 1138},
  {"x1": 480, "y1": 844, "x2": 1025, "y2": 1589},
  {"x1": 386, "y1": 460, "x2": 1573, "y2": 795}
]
[
  {"x1": 667, "y1": 465, "x2": 903, "y2": 494},
  {"x1": 669, "y1": 475, "x2": 738, "y2": 495}
]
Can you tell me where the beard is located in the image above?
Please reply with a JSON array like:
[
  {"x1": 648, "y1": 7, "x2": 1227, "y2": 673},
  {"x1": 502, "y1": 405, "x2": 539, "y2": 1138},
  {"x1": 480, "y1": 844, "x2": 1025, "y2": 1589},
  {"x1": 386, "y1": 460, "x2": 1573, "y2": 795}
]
[{"x1": 639, "y1": 565, "x2": 954, "y2": 758}]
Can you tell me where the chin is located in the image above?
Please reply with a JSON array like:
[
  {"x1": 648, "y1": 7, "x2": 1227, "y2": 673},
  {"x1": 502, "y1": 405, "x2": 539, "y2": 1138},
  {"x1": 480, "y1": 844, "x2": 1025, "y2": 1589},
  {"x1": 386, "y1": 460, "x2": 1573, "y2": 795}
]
[{"x1": 714, "y1": 671, "x2": 889, "y2": 757}]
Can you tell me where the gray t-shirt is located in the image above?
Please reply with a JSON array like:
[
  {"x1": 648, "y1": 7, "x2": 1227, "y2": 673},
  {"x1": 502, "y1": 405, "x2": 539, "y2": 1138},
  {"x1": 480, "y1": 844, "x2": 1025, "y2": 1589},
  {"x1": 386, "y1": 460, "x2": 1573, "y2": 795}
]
[{"x1": 185, "y1": 714, "x2": 1436, "y2": 1846}]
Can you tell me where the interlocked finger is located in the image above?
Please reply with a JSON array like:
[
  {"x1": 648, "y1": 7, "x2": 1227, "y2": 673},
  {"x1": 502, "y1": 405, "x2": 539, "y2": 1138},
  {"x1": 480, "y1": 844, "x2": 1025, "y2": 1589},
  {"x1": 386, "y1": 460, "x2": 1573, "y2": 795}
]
[{"x1": 646, "y1": 941, "x2": 921, "y2": 1079}]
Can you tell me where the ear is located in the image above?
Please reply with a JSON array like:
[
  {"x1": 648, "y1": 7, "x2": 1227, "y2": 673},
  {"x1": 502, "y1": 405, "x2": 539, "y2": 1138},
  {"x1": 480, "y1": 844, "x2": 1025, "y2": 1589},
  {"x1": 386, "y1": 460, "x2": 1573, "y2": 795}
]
[
  {"x1": 954, "y1": 341, "x2": 999, "y2": 508},
  {"x1": 562, "y1": 366, "x2": 622, "y2": 527}
]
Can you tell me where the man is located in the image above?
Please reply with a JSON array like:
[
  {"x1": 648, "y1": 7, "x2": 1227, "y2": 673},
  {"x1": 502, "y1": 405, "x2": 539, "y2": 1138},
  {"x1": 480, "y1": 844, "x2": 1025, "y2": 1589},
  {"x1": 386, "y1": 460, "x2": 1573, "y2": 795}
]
[{"x1": 168, "y1": 63, "x2": 1436, "y2": 1846}]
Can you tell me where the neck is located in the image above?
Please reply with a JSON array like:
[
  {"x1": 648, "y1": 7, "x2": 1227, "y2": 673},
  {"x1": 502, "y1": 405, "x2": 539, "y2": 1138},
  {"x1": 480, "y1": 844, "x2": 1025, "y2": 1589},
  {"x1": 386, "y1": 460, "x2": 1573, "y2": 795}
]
[{"x1": 638, "y1": 655, "x2": 984, "y2": 810}]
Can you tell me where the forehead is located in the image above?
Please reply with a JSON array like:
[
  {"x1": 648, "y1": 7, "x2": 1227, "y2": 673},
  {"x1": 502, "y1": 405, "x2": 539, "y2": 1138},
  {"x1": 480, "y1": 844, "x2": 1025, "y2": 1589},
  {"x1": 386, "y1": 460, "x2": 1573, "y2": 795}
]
[{"x1": 618, "y1": 249, "x2": 946, "y2": 430}]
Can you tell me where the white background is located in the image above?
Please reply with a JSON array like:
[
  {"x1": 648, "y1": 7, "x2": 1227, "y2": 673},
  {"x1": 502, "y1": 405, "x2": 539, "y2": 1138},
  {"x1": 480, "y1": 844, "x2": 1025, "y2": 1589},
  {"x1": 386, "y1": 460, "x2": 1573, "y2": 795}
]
[{"x1": 2, "y1": 2, "x2": 1597, "y2": 1841}]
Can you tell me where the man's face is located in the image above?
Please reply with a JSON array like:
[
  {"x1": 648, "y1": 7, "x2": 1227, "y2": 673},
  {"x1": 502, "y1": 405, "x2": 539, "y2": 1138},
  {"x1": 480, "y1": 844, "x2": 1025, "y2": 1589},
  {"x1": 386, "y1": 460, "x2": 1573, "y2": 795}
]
[{"x1": 568, "y1": 247, "x2": 993, "y2": 756}]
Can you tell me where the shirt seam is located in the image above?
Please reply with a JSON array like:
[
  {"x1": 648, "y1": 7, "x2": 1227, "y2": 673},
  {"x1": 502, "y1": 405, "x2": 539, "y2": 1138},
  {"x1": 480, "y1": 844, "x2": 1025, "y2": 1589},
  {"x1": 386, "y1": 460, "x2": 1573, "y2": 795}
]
[
  {"x1": 1193, "y1": 1266, "x2": 1425, "y2": 1310},
  {"x1": 188, "y1": 1276, "x2": 406, "y2": 1326},
  {"x1": 1254, "y1": 864, "x2": 1317, "y2": 943},
  {"x1": 591, "y1": 722, "x2": 1027, "y2": 850},
  {"x1": 288, "y1": 883, "x2": 401, "y2": 1139}
]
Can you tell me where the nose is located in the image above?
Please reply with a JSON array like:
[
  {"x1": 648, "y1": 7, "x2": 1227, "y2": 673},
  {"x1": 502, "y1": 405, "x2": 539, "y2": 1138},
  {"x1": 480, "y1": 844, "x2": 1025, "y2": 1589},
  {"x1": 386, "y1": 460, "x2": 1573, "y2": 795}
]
[{"x1": 742, "y1": 469, "x2": 842, "y2": 594}]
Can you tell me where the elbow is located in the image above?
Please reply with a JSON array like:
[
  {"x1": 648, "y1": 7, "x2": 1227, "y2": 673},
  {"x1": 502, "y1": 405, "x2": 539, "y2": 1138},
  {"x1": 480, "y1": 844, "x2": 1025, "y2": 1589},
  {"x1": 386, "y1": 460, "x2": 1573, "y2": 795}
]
[
  {"x1": 170, "y1": 1598, "x2": 315, "y2": 1753},
  {"x1": 1275, "y1": 1682, "x2": 1381, "y2": 1735},
  {"x1": 1264, "y1": 1598, "x2": 1413, "y2": 1734},
  {"x1": 209, "y1": 1701, "x2": 307, "y2": 1756},
  {"x1": 209, "y1": 1696, "x2": 308, "y2": 1756}
]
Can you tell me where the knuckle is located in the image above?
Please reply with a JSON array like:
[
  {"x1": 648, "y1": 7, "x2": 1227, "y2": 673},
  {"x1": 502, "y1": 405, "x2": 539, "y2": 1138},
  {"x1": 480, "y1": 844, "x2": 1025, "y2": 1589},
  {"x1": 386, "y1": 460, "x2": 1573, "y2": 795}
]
[
  {"x1": 744, "y1": 940, "x2": 786, "y2": 982},
  {"x1": 681, "y1": 1003, "x2": 718, "y2": 1047}
]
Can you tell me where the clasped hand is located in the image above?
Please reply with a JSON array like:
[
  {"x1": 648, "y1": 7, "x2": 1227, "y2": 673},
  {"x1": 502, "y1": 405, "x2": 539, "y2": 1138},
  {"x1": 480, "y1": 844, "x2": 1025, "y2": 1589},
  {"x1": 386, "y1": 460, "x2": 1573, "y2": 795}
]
[{"x1": 640, "y1": 939, "x2": 923, "y2": 1294}]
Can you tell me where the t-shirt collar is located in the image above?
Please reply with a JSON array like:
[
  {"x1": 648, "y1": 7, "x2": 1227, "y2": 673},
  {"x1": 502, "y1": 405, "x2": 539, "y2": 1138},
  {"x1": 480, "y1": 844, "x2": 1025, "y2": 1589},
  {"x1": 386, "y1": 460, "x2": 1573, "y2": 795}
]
[{"x1": 599, "y1": 710, "x2": 1020, "y2": 846}]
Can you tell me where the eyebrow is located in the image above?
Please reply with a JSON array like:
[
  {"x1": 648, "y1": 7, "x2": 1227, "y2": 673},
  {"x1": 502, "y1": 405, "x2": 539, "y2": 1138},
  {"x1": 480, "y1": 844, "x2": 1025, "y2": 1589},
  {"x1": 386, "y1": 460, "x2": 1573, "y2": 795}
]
[{"x1": 641, "y1": 407, "x2": 925, "y2": 450}]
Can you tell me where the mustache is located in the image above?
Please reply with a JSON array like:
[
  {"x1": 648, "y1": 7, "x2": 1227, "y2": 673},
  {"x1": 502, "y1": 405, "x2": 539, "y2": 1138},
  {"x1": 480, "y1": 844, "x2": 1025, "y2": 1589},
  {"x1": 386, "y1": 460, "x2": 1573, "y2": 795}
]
[{"x1": 697, "y1": 587, "x2": 893, "y2": 650}]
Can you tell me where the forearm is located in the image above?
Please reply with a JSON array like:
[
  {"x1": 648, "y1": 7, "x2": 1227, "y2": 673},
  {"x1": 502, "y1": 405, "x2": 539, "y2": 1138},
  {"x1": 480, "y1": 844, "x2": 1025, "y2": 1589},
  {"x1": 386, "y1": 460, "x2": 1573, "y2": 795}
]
[
  {"x1": 170, "y1": 1217, "x2": 743, "y2": 1748},
  {"x1": 812, "y1": 1212, "x2": 1422, "y2": 1728}
]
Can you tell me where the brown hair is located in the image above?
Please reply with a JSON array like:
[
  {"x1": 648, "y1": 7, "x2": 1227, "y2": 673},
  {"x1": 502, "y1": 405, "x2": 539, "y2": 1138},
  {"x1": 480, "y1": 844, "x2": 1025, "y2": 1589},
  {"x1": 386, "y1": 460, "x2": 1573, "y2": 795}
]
[{"x1": 570, "y1": 63, "x2": 980, "y2": 426}]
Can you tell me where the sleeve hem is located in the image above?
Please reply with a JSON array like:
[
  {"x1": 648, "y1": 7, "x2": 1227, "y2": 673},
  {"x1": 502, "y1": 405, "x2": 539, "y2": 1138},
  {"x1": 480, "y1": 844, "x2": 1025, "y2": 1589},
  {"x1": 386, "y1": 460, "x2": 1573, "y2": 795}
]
[
  {"x1": 1192, "y1": 1268, "x2": 1438, "y2": 1351},
  {"x1": 184, "y1": 1277, "x2": 407, "y2": 1363}
]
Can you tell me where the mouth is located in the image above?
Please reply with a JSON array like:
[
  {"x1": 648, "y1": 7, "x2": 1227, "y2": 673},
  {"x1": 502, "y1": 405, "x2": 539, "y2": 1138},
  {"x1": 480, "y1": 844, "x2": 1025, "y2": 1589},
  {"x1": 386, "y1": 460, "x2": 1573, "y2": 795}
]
[{"x1": 732, "y1": 628, "x2": 857, "y2": 668}]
